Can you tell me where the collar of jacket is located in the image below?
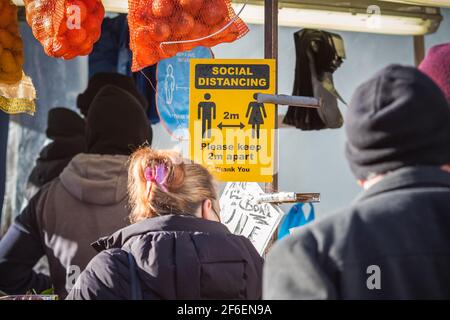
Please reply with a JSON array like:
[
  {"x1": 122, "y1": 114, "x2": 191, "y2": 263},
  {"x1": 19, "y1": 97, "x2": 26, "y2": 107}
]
[
  {"x1": 355, "y1": 166, "x2": 450, "y2": 203},
  {"x1": 91, "y1": 214, "x2": 231, "y2": 252}
]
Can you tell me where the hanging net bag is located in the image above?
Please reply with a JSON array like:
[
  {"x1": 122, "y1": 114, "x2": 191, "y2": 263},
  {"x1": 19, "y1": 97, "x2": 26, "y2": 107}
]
[
  {"x1": 24, "y1": 0, "x2": 105, "y2": 59},
  {"x1": 0, "y1": 0, "x2": 23, "y2": 84},
  {"x1": 128, "y1": 0, "x2": 249, "y2": 71},
  {"x1": 0, "y1": 0, "x2": 36, "y2": 116}
]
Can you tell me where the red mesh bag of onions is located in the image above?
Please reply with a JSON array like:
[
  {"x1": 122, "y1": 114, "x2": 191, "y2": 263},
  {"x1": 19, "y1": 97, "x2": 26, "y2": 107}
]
[
  {"x1": 128, "y1": 0, "x2": 249, "y2": 71},
  {"x1": 24, "y1": 0, "x2": 104, "y2": 59}
]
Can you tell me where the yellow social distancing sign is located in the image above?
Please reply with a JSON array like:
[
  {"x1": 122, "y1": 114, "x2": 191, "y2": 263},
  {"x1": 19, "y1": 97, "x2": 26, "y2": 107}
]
[{"x1": 189, "y1": 59, "x2": 276, "y2": 182}]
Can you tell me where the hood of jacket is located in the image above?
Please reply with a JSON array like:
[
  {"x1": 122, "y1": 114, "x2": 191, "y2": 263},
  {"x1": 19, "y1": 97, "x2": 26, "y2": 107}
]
[
  {"x1": 28, "y1": 136, "x2": 86, "y2": 188},
  {"x1": 59, "y1": 153, "x2": 129, "y2": 206},
  {"x1": 92, "y1": 214, "x2": 230, "y2": 251}
]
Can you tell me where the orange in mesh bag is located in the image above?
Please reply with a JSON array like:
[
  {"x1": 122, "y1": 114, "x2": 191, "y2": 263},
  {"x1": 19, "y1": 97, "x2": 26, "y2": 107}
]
[
  {"x1": 24, "y1": 0, "x2": 105, "y2": 59},
  {"x1": 0, "y1": 0, "x2": 23, "y2": 84},
  {"x1": 129, "y1": 0, "x2": 249, "y2": 71}
]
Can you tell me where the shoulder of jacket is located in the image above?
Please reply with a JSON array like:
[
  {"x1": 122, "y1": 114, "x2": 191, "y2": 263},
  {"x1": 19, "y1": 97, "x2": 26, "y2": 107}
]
[
  {"x1": 28, "y1": 182, "x2": 55, "y2": 224},
  {"x1": 69, "y1": 249, "x2": 129, "y2": 300},
  {"x1": 35, "y1": 178, "x2": 64, "y2": 205},
  {"x1": 271, "y1": 209, "x2": 357, "y2": 267},
  {"x1": 84, "y1": 249, "x2": 130, "y2": 283},
  {"x1": 305, "y1": 204, "x2": 362, "y2": 239},
  {"x1": 95, "y1": 248, "x2": 129, "y2": 266}
]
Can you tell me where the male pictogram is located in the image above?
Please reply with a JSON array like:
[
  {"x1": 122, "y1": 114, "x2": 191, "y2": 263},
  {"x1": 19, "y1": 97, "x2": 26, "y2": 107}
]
[
  {"x1": 246, "y1": 93, "x2": 267, "y2": 139},
  {"x1": 198, "y1": 93, "x2": 216, "y2": 139}
]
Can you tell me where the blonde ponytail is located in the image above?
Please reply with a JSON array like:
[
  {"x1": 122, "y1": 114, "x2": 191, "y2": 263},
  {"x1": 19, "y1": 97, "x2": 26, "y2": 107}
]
[{"x1": 128, "y1": 147, "x2": 217, "y2": 223}]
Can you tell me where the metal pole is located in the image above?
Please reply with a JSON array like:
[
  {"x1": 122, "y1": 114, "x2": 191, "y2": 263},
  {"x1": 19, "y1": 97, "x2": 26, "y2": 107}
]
[
  {"x1": 264, "y1": 0, "x2": 278, "y2": 193},
  {"x1": 257, "y1": 93, "x2": 321, "y2": 109},
  {"x1": 263, "y1": 0, "x2": 279, "y2": 255},
  {"x1": 414, "y1": 35, "x2": 425, "y2": 66}
]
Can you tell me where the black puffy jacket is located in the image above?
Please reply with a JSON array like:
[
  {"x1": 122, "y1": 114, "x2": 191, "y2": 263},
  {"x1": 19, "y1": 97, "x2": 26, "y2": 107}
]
[{"x1": 66, "y1": 214, "x2": 263, "y2": 300}]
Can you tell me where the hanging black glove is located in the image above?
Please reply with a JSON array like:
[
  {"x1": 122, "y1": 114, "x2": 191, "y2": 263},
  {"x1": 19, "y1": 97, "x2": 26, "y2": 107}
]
[{"x1": 283, "y1": 29, "x2": 346, "y2": 130}]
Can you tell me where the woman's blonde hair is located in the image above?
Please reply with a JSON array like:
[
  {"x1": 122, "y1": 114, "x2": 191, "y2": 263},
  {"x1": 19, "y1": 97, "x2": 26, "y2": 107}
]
[{"x1": 128, "y1": 147, "x2": 218, "y2": 223}]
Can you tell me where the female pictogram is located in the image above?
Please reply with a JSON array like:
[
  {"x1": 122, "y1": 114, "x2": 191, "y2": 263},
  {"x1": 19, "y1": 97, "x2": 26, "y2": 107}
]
[{"x1": 246, "y1": 93, "x2": 267, "y2": 139}]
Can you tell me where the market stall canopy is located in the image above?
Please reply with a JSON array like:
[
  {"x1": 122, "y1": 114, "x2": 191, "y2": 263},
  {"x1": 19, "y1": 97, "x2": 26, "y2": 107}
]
[
  {"x1": 232, "y1": 0, "x2": 443, "y2": 35},
  {"x1": 12, "y1": 0, "x2": 443, "y2": 35},
  {"x1": 380, "y1": 0, "x2": 450, "y2": 8}
]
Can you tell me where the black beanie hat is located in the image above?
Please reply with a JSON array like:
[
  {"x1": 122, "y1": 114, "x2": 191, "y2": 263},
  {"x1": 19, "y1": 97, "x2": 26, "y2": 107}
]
[
  {"x1": 77, "y1": 73, "x2": 148, "y2": 117},
  {"x1": 46, "y1": 107, "x2": 85, "y2": 139},
  {"x1": 345, "y1": 64, "x2": 450, "y2": 180},
  {"x1": 86, "y1": 85, "x2": 151, "y2": 156}
]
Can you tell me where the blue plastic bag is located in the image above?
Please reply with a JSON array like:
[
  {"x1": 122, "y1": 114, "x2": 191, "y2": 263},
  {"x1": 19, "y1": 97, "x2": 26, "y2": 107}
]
[{"x1": 278, "y1": 203, "x2": 315, "y2": 240}]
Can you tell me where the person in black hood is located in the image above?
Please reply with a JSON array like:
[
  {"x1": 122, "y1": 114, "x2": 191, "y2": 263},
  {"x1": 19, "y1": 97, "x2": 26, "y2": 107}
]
[
  {"x1": 0, "y1": 85, "x2": 151, "y2": 298},
  {"x1": 67, "y1": 147, "x2": 263, "y2": 300},
  {"x1": 77, "y1": 72, "x2": 148, "y2": 117},
  {"x1": 85, "y1": 85, "x2": 152, "y2": 155},
  {"x1": 78, "y1": 72, "x2": 153, "y2": 144},
  {"x1": 264, "y1": 65, "x2": 450, "y2": 299}
]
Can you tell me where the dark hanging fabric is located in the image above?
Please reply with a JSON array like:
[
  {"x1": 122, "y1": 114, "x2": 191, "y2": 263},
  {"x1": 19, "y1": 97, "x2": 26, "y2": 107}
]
[
  {"x1": 88, "y1": 16, "x2": 123, "y2": 77},
  {"x1": 283, "y1": 29, "x2": 345, "y2": 130},
  {"x1": 89, "y1": 14, "x2": 160, "y2": 124},
  {"x1": 0, "y1": 112, "x2": 9, "y2": 225},
  {"x1": 132, "y1": 66, "x2": 159, "y2": 125},
  {"x1": 115, "y1": 18, "x2": 160, "y2": 124}
]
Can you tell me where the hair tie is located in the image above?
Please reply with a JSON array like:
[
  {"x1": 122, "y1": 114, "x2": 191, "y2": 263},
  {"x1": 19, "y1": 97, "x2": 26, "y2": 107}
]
[{"x1": 144, "y1": 164, "x2": 168, "y2": 196}]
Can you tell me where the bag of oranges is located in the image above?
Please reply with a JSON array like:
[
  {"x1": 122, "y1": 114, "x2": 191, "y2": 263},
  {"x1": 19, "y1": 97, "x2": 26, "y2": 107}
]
[
  {"x1": 128, "y1": 0, "x2": 249, "y2": 71},
  {"x1": 24, "y1": 0, "x2": 105, "y2": 59},
  {"x1": 0, "y1": 0, "x2": 23, "y2": 84}
]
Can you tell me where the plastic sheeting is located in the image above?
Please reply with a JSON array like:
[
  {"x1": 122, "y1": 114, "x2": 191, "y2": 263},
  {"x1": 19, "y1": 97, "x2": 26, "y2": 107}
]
[{"x1": 0, "y1": 22, "x2": 87, "y2": 235}]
